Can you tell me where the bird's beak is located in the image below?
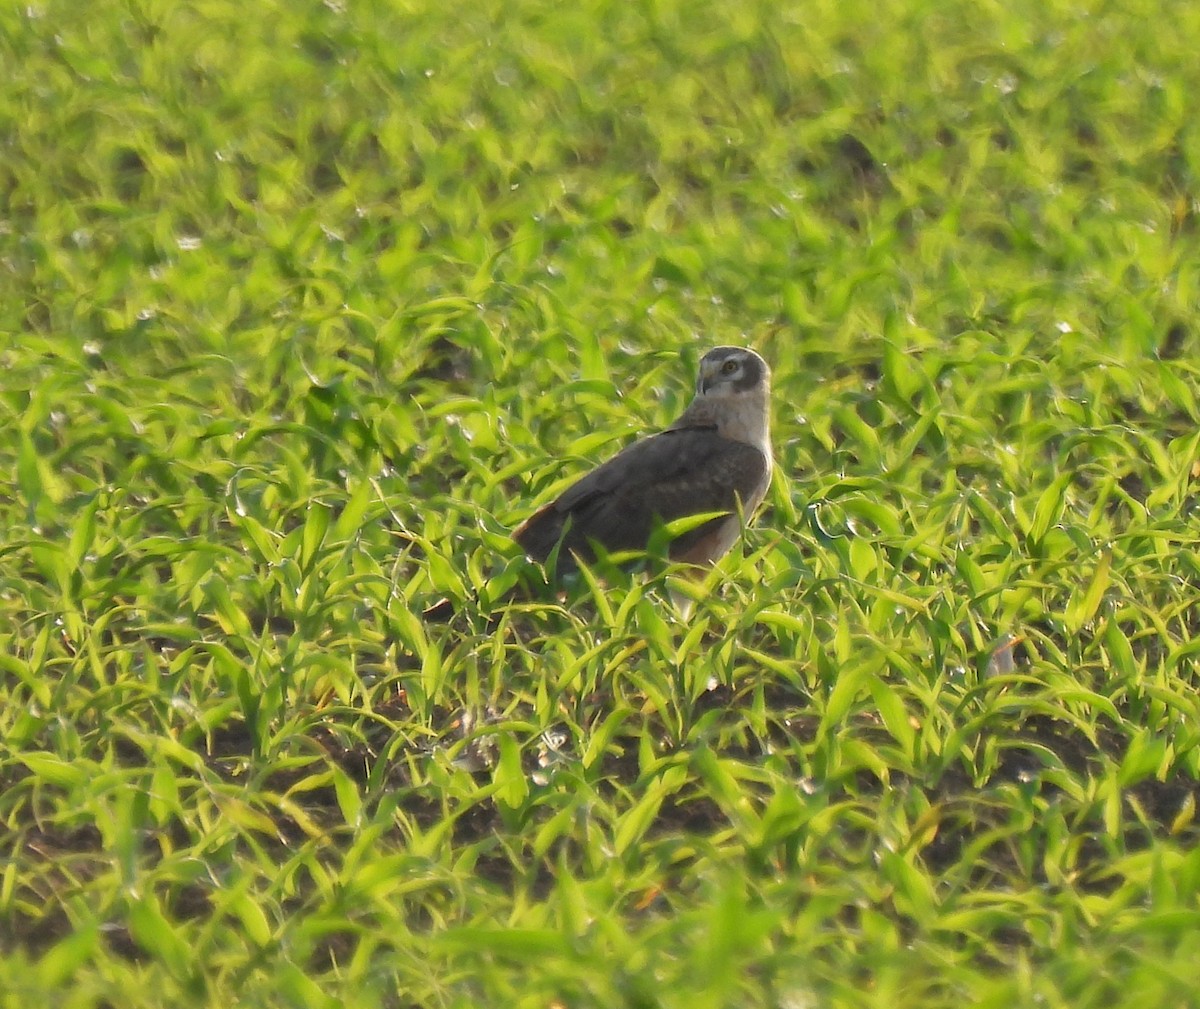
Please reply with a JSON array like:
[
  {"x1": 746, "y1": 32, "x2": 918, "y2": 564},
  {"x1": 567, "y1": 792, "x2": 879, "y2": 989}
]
[{"x1": 697, "y1": 363, "x2": 714, "y2": 395}]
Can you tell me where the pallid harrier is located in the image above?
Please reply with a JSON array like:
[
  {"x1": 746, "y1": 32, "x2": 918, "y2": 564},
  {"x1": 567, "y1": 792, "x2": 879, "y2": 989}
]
[{"x1": 514, "y1": 346, "x2": 772, "y2": 578}]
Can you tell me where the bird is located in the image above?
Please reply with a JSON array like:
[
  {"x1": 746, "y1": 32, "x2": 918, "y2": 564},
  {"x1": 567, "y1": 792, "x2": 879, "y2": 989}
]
[{"x1": 513, "y1": 346, "x2": 772, "y2": 580}]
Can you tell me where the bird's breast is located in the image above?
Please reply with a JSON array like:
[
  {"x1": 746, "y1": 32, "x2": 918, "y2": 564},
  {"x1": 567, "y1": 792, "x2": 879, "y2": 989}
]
[{"x1": 714, "y1": 396, "x2": 771, "y2": 466}]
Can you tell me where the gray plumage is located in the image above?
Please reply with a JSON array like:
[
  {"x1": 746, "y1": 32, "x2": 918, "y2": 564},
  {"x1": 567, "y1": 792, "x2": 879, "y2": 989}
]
[{"x1": 514, "y1": 347, "x2": 772, "y2": 577}]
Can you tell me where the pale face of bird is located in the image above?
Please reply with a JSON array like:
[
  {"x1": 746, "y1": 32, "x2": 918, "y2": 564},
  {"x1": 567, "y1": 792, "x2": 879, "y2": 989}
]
[{"x1": 694, "y1": 346, "x2": 771, "y2": 399}]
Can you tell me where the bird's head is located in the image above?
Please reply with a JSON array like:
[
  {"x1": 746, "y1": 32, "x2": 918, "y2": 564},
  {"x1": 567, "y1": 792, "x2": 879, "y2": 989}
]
[{"x1": 695, "y1": 346, "x2": 770, "y2": 399}]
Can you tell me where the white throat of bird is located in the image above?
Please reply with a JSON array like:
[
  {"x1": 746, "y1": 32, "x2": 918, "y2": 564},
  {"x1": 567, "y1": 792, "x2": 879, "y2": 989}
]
[{"x1": 681, "y1": 382, "x2": 772, "y2": 462}]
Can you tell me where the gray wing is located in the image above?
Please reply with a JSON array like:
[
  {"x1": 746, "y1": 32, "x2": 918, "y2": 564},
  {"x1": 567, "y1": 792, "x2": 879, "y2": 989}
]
[{"x1": 513, "y1": 426, "x2": 768, "y2": 573}]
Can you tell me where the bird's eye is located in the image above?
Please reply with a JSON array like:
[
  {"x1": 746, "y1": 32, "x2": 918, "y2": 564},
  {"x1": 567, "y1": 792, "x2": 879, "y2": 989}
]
[{"x1": 721, "y1": 360, "x2": 739, "y2": 375}]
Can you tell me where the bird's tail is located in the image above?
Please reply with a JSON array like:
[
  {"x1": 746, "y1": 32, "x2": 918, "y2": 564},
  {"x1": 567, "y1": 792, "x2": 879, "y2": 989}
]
[{"x1": 511, "y1": 502, "x2": 565, "y2": 563}]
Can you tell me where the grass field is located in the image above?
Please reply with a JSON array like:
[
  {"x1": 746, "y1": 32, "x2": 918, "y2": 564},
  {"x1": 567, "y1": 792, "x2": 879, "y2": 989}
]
[{"x1": 3, "y1": 0, "x2": 1200, "y2": 1005}]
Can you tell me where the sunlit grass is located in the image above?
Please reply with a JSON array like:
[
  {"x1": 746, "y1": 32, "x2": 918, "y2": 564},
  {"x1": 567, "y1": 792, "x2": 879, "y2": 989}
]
[{"x1": 3, "y1": 0, "x2": 1200, "y2": 1005}]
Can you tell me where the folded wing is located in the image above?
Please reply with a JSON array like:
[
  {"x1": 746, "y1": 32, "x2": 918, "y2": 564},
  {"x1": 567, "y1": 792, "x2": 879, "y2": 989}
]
[{"x1": 514, "y1": 426, "x2": 768, "y2": 574}]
